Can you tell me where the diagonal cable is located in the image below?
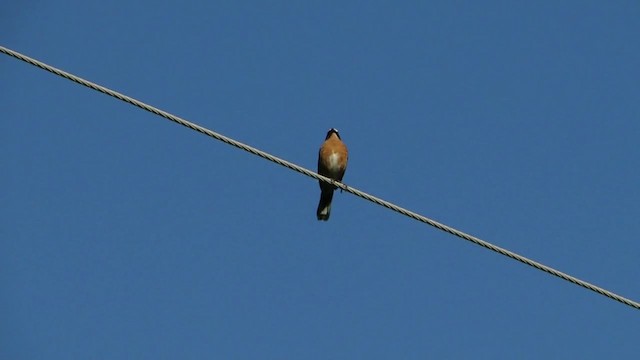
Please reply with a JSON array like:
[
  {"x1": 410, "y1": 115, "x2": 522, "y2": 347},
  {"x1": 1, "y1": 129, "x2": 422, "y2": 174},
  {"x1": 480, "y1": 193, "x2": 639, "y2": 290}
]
[{"x1": 2, "y1": 45, "x2": 638, "y2": 310}]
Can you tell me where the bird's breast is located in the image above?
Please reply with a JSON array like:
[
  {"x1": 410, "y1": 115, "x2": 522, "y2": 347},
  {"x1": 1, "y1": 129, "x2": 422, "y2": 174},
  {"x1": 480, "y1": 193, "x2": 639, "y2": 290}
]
[
  {"x1": 325, "y1": 152, "x2": 346, "y2": 174},
  {"x1": 328, "y1": 152, "x2": 342, "y2": 168}
]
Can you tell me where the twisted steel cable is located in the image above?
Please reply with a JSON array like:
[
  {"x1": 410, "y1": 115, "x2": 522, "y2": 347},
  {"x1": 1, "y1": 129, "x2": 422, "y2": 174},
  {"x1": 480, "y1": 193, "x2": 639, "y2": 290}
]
[{"x1": 2, "y1": 45, "x2": 638, "y2": 310}]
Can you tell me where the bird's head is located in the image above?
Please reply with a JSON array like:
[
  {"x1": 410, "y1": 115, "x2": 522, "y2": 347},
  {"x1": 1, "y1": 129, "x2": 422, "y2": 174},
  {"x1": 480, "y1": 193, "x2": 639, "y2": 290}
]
[{"x1": 325, "y1": 128, "x2": 341, "y2": 140}]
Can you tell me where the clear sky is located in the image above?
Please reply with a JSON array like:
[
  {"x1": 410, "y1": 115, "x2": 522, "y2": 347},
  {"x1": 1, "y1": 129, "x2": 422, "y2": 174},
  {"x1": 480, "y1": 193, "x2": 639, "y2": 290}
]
[{"x1": 2, "y1": 1, "x2": 639, "y2": 359}]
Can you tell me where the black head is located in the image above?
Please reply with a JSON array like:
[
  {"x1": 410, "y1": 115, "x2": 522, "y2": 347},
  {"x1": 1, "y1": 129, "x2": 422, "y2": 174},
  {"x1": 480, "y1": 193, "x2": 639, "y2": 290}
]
[{"x1": 325, "y1": 128, "x2": 341, "y2": 140}]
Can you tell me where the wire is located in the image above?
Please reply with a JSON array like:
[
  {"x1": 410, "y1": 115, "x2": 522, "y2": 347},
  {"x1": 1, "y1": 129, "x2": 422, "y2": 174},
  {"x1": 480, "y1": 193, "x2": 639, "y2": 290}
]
[{"x1": 2, "y1": 45, "x2": 638, "y2": 310}]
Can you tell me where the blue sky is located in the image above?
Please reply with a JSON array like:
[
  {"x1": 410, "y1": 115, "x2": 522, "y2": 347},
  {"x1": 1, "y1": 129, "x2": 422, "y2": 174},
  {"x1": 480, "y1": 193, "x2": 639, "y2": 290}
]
[{"x1": 2, "y1": 1, "x2": 639, "y2": 358}]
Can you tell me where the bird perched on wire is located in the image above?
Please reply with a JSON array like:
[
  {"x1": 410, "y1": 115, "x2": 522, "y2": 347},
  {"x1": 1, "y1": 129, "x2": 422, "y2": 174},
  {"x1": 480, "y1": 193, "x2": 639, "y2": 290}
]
[{"x1": 316, "y1": 128, "x2": 348, "y2": 221}]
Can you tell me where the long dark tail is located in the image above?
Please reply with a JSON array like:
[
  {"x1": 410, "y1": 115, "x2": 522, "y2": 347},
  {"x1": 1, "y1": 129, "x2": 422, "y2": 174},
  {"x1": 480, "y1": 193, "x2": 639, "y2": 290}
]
[{"x1": 316, "y1": 189, "x2": 334, "y2": 221}]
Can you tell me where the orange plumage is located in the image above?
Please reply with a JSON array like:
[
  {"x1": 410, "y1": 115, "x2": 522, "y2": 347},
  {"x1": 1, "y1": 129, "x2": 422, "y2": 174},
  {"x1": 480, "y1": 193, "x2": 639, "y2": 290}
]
[{"x1": 316, "y1": 128, "x2": 348, "y2": 221}]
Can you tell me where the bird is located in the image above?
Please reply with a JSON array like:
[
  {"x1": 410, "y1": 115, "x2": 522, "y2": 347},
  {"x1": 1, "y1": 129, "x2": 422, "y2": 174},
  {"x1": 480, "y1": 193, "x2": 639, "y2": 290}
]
[{"x1": 316, "y1": 128, "x2": 348, "y2": 221}]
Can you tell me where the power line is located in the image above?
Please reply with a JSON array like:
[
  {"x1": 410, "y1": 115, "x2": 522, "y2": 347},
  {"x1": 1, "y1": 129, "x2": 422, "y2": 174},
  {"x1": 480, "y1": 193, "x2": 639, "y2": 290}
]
[{"x1": 2, "y1": 45, "x2": 638, "y2": 311}]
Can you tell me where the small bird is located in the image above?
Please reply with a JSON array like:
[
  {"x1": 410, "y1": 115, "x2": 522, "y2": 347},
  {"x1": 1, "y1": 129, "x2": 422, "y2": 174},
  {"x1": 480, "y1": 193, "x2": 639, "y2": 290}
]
[{"x1": 317, "y1": 128, "x2": 348, "y2": 221}]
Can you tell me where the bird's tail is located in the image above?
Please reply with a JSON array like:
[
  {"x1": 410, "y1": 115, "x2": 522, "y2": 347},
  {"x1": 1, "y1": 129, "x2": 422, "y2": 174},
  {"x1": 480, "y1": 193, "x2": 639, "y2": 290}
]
[{"x1": 316, "y1": 189, "x2": 334, "y2": 221}]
